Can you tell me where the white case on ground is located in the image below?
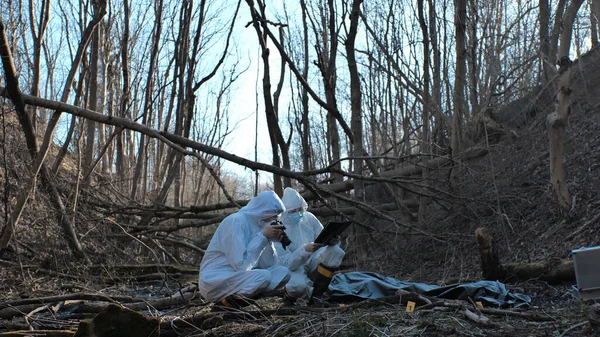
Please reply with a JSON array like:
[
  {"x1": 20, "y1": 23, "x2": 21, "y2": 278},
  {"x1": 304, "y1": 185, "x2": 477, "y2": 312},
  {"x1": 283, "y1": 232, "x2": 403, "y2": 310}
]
[{"x1": 572, "y1": 246, "x2": 600, "y2": 300}]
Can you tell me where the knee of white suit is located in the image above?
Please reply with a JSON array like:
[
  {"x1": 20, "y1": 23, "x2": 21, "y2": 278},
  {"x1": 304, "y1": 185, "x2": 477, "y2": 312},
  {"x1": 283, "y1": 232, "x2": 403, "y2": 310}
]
[
  {"x1": 267, "y1": 265, "x2": 292, "y2": 291},
  {"x1": 240, "y1": 269, "x2": 272, "y2": 297},
  {"x1": 254, "y1": 270, "x2": 273, "y2": 292}
]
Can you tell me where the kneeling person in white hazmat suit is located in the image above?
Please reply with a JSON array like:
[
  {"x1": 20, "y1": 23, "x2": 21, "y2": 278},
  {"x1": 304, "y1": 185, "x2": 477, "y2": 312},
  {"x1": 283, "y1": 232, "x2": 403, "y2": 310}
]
[
  {"x1": 275, "y1": 187, "x2": 346, "y2": 304},
  {"x1": 199, "y1": 191, "x2": 291, "y2": 308}
]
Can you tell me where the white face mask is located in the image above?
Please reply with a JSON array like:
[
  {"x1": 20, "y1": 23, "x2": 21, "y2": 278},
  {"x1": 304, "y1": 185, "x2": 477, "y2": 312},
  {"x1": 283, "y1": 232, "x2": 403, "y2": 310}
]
[{"x1": 287, "y1": 210, "x2": 304, "y2": 224}]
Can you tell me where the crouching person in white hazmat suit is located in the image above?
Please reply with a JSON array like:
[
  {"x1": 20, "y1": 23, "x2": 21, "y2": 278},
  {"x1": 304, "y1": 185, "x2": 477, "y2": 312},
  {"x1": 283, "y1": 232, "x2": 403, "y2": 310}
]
[
  {"x1": 199, "y1": 191, "x2": 291, "y2": 308},
  {"x1": 275, "y1": 187, "x2": 346, "y2": 305}
]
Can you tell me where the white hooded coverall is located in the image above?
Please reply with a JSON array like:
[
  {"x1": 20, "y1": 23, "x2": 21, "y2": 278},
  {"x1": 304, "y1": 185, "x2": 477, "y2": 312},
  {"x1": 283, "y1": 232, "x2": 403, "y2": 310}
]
[
  {"x1": 275, "y1": 187, "x2": 346, "y2": 298},
  {"x1": 199, "y1": 191, "x2": 291, "y2": 302}
]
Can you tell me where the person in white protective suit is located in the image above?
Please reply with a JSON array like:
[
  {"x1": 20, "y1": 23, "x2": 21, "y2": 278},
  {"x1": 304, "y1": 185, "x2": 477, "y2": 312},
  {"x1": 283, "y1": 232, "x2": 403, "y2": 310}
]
[
  {"x1": 274, "y1": 187, "x2": 346, "y2": 303},
  {"x1": 198, "y1": 191, "x2": 291, "y2": 307}
]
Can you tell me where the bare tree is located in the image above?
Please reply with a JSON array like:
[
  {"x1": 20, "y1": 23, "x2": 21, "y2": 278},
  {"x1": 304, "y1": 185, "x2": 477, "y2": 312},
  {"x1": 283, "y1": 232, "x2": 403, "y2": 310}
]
[
  {"x1": 417, "y1": 0, "x2": 432, "y2": 221},
  {"x1": 130, "y1": 0, "x2": 163, "y2": 201},
  {"x1": 28, "y1": 0, "x2": 51, "y2": 132},
  {"x1": 83, "y1": 22, "x2": 100, "y2": 184},
  {"x1": 244, "y1": 0, "x2": 291, "y2": 195},
  {"x1": 452, "y1": 0, "x2": 467, "y2": 154},
  {"x1": 299, "y1": 0, "x2": 312, "y2": 172},
  {"x1": 547, "y1": 0, "x2": 585, "y2": 212},
  {"x1": 116, "y1": 0, "x2": 131, "y2": 190},
  {"x1": 315, "y1": 0, "x2": 343, "y2": 184}
]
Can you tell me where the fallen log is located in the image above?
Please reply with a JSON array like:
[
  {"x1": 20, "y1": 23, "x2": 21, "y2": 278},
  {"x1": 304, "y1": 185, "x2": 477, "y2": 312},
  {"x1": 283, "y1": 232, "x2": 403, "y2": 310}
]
[
  {"x1": 1, "y1": 291, "x2": 199, "y2": 320},
  {"x1": 85, "y1": 264, "x2": 198, "y2": 276},
  {"x1": 63, "y1": 292, "x2": 199, "y2": 315},
  {"x1": 159, "y1": 306, "x2": 308, "y2": 336},
  {"x1": 475, "y1": 227, "x2": 575, "y2": 283},
  {"x1": 310, "y1": 200, "x2": 418, "y2": 217},
  {"x1": 1, "y1": 293, "x2": 137, "y2": 309},
  {"x1": 0, "y1": 330, "x2": 76, "y2": 337}
]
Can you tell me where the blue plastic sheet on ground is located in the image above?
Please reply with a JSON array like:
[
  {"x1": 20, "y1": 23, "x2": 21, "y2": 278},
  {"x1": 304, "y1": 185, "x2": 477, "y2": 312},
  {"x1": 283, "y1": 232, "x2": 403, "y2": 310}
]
[{"x1": 328, "y1": 271, "x2": 531, "y2": 308}]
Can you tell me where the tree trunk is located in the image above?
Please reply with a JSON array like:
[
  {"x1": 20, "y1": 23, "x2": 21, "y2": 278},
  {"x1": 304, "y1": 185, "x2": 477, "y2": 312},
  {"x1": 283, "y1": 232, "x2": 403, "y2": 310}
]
[
  {"x1": 429, "y1": 0, "x2": 445, "y2": 151},
  {"x1": 300, "y1": 0, "x2": 311, "y2": 172},
  {"x1": 273, "y1": 27, "x2": 292, "y2": 189},
  {"x1": 548, "y1": 0, "x2": 568, "y2": 74},
  {"x1": 299, "y1": 0, "x2": 311, "y2": 172},
  {"x1": 548, "y1": 0, "x2": 584, "y2": 212},
  {"x1": 98, "y1": 25, "x2": 109, "y2": 176},
  {"x1": 417, "y1": 0, "x2": 431, "y2": 223},
  {"x1": 346, "y1": 0, "x2": 366, "y2": 259},
  {"x1": 539, "y1": 0, "x2": 551, "y2": 84},
  {"x1": 83, "y1": 26, "x2": 100, "y2": 184},
  {"x1": 245, "y1": 0, "x2": 292, "y2": 196},
  {"x1": 466, "y1": 0, "x2": 479, "y2": 116},
  {"x1": 117, "y1": 0, "x2": 130, "y2": 190},
  {"x1": 451, "y1": 0, "x2": 467, "y2": 155},
  {"x1": 28, "y1": 0, "x2": 50, "y2": 132},
  {"x1": 130, "y1": 0, "x2": 163, "y2": 200},
  {"x1": 318, "y1": 0, "x2": 343, "y2": 184}
]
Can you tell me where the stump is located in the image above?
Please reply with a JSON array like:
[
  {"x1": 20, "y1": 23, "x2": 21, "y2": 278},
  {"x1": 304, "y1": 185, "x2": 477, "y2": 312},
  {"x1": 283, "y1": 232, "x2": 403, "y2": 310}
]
[
  {"x1": 475, "y1": 227, "x2": 575, "y2": 283},
  {"x1": 73, "y1": 304, "x2": 159, "y2": 337}
]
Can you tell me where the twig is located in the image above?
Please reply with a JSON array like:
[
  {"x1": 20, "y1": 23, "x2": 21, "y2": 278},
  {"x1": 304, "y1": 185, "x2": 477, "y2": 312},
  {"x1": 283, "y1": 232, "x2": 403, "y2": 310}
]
[
  {"x1": 566, "y1": 213, "x2": 600, "y2": 240},
  {"x1": 24, "y1": 304, "x2": 53, "y2": 330},
  {"x1": 559, "y1": 321, "x2": 589, "y2": 337}
]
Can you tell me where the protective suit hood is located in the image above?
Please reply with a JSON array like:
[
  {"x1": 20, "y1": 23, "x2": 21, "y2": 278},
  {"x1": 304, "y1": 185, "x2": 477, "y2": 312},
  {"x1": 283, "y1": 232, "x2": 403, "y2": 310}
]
[
  {"x1": 281, "y1": 187, "x2": 308, "y2": 212},
  {"x1": 238, "y1": 190, "x2": 285, "y2": 224}
]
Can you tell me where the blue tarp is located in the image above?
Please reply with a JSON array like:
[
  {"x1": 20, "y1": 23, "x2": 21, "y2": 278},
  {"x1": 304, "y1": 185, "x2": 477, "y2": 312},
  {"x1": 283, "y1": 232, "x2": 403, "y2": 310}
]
[{"x1": 328, "y1": 271, "x2": 531, "y2": 308}]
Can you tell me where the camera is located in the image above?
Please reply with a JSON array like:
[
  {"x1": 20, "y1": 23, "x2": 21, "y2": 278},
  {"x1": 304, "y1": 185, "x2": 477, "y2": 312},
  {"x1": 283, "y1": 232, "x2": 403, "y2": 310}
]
[{"x1": 272, "y1": 220, "x2": 292, "y2": 250}]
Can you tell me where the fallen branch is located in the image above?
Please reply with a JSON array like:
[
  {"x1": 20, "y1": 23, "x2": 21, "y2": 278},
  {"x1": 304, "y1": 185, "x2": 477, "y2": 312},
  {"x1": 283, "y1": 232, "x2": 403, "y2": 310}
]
[
  {"x1": 300, "y1": 148, "x2": 489, "y2": 201},
  {"x1": 62, "y1": 292, "x2": 199, "y2": 315},
  {"x1": 418, "y1": 300, "x2": 554, "y2": 322},
  {"x1": 0, "y1": 330, "x2": 76, "y2": 337},
  {"x1": 1, "y1": 292, "x2": 200, "y2": 320},
  {"x1": 1, "y1": 292, "x2": 137, "y2": 309}
]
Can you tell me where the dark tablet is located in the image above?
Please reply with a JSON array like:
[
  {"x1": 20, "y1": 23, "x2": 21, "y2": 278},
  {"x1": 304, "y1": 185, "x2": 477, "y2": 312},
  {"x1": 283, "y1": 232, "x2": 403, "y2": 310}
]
[{"x1": 314, "y1": 221, "x2": 352, "y2": 245}]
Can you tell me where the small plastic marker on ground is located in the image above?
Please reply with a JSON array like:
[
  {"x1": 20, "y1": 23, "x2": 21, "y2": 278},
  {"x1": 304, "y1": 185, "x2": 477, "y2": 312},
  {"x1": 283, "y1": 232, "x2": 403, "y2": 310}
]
[
  {"x1": 476, "y1": 301, "x2": 484, "y2": 308},
  {"x1": 406, "y1": 301, "x2": 416, "y2": 312}
]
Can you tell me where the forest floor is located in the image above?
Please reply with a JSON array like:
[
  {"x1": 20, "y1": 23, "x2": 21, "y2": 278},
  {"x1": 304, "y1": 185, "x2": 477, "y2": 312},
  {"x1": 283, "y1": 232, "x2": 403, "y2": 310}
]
[{"x1": 2, "y1": 62, "x2": 600, "y2": 336}]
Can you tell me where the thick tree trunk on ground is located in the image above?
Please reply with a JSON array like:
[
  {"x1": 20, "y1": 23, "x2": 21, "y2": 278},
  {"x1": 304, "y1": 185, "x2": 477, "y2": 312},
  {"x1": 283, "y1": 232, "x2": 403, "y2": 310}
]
[{"x1": 475, "y1": 227, "x2": 574, "y2": 283}]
